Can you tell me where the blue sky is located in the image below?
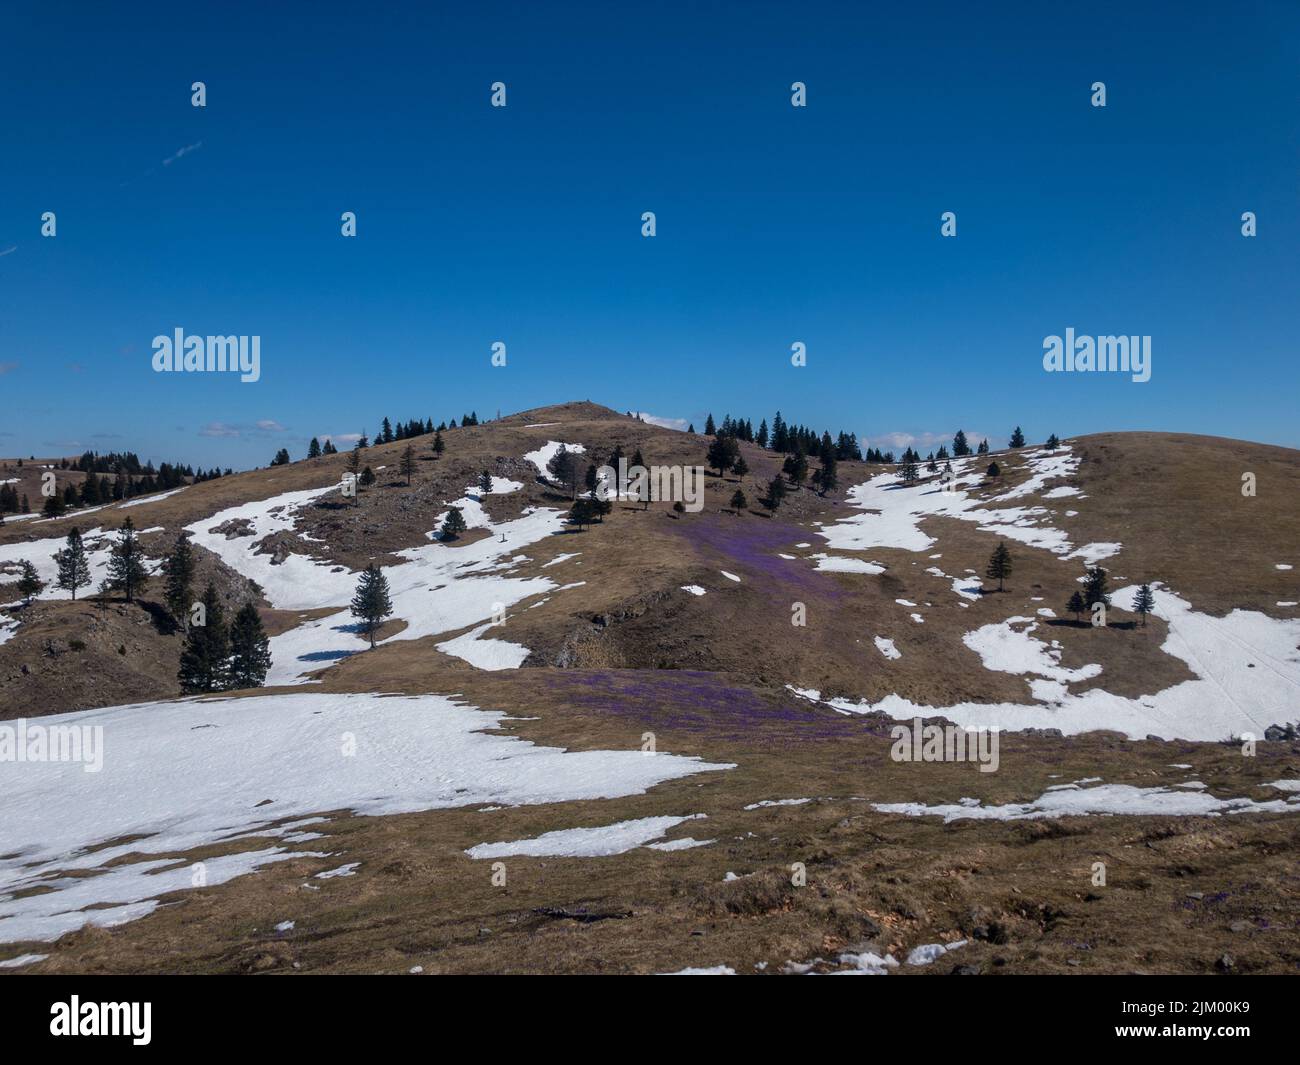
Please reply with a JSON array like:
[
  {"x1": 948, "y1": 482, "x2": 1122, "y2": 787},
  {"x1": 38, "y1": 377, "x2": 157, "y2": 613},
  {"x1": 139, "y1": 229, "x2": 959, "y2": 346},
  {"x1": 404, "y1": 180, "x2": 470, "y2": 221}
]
[{"x1": 2, "y1": 1, "x2": 1297, "y2": 469}]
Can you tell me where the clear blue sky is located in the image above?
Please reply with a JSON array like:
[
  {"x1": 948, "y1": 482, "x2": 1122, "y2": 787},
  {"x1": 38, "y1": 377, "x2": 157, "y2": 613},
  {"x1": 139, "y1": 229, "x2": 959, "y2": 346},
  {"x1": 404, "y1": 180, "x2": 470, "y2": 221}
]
[{"x1": 2, "y1": 1, "x2": 1297, "y2": 469}]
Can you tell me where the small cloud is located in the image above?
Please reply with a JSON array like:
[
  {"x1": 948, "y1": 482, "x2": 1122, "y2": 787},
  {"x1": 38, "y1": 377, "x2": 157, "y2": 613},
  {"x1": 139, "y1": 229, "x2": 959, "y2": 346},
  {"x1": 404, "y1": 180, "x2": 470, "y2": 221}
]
[
  {"x1": 866, "y1": 429, "x2": 995, "y2": 453},
  {"x1": 162, "y1": 141, "x2": 203, "y2": 167},
  {"x1": 0, "y1": 362, "x2": 18, "y2": 375},
  {"x1": 632, "y1": 411, "x2": 689, "y2": 431},
  {"x1": 43, "y1": 440, "x2": 82, "y2": 450},
  {"x1": 256, "y1": 419, "x2": 287, "y2": 433},
  {"x1": 198, "y1": 421, "x2": 241, "y2": 438},
  {"x1": 0, "y1": 244, "x2": 17, "y2": 258},
  {"x1": 321, "y1": 433, "x2": 361, "y2": 445}
]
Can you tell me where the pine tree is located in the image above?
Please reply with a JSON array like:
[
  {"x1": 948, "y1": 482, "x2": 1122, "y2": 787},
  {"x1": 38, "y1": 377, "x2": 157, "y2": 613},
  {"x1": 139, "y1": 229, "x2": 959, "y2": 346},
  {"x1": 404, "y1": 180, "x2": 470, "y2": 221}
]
[
  {"x1": 985, "y1": 542, "x2": 1013, "y2": 592},
  {"x1": 322, "y1": 439, "x2": 338, "y2": 455},
  {"x1": 707, "y1": 435, "x2": 738, "y2": 477},
  {"x1": 308, "y1": 437, "x2": 322, "y2": 459},
  {"x1": 1010, "y1": 426, "x2": 1026, "y2": 448},
  {"x1": 987, "y1": 461, "x2": 1001, "y2": 478},
  {"x1": 1133, "y1": 583, "x2": 1156, "y2": 627},
  {"x1": 478, "y1": 470, "x2": 493, "y2": 494},
  {"x1": 162, "y1": 533, "x2": 196, "y2": 623},
  {"x1": 432, "y1": 430, "x2": 445, "y2": 458},
  {"x1": 899, "y1": 459, "x2": 919, "y2": 484},
  {"x1": 568, "y1": 498, "x2": 596, "y2": 531},
  {"x1": 53, "y1": 527, "x2": 92, "y2": 600},
  {"x1": 360, "y1": 466, "x2": 375, "y2": 487},
  {"x1": 730, "y1": 488, "x2": 748, "y2": 512},
  {"x1": 1083, "y1": 567, "x2": 1111, "y2": 612},
  {"x1": 178, "y1": 583, "x2": 229, "y2": 693},
  {"x1": 704, "y1": 414, "x2": 716, "y2": 435},
  {"x1": 763, "y1": 475, "x2": 787, "y2": 511},
  {"x1": 1046, "y1": 433, "x2": 1060, "y2": 449},
  {"x1": 381, "y1": 417, "x2": 394, "y2": 444},
  {"x1": 350, "y1": 564, "x2": 393, "y2": 648},
  {"x1": 270, "y1": 448, "x2": 291, "y2": 466},
  {"x1": 346, "y1": 443, "x2": 363, "y2": 505},
  {"x1": 977, "y1": 439, "x2": 989, "y2": 455},
  {"x1": 227, "y1": 602, "x2": 272, "y2": 687},
  {"x1": 732, "y1": 454, "x2": 749, "y2": 479},
  {"x1": 953, "y1": 430, "x2": 971, "y2": 457},
  {"x1": 1067, "y1": 590, "x2": 1086, "y2": 623},
  {"x1": 17, "y1": 560, "x2": 44, "y2": 603},
  {"x1": 440, "y1": 506, "x2": 467, "y2": 540},
  {"x1": 107, "y1": 518, "x2": 148, "y2": 602},
  {"x1": 816, "y1": 454, "x2": 837, "y2": 493},
  {"x1": 42, "y1": 493, "x2": 65, "y2": 518},
  {"x1": 547, "y1": 445, "x2": 578, "y2": 495},
  {"x1": 401, "y1": 445, "x2": 416, "y2": 486}
]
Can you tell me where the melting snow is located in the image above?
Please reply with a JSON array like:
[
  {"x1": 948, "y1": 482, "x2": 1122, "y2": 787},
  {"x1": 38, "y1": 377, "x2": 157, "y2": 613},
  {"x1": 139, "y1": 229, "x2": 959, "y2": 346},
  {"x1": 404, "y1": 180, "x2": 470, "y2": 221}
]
[{"x1": 466, "y1": 815, "x2": 707, "y2": 859}]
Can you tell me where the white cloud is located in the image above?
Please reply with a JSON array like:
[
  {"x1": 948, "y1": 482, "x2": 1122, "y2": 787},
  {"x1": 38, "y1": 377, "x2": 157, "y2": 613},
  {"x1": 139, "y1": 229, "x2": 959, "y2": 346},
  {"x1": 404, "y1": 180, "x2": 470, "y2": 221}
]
[
  {"x1": 631, "y1": 411, "x2": 689, "y2": 431},
  {"x1": 198, "y1": 422, "x2": 241, "y2": 438},
  {"x1": 256, "y1": 419, "x2": 287, "y2": 433},
  {"x1": 866, "y1": 429, "x2": 998, "y2": 453}
]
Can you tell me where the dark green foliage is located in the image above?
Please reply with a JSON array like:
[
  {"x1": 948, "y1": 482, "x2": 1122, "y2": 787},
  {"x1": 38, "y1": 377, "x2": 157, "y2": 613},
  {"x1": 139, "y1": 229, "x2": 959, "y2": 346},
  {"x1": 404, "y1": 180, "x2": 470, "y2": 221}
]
[
  {"x1": 350, "y1": 564, "x2": 393, "y2": 648},
  {"x1": 178, "y1": 584, "x2": 229, "y2": 693},
  {"x1": 228, "y1": 602, "x2": 272, "y2": 687}
]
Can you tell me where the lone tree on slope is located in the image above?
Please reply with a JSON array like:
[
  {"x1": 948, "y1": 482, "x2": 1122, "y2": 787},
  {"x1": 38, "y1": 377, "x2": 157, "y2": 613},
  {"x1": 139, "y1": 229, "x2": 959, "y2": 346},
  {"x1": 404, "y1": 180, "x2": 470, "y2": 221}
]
[
  {"x1": 107, "y1": 517, "x2": 148, "y2": 602},
  {"x1": 350, "y1": 564, "x2": 393, "y2": 648},
  {"x1": 17, "y1": 560, "x2": 45, "y2": 604},
  {"x1": 228, "y1": 601, "x2": 273, "y2": 687},
  {"x1": 400, "y1": 445, "x2": 416, "y2": 486},
  {"x1": 985, "y1": 541, "x2": 1014, "y2": 592},
  {"x1": 731, "y1": 488, "x2": 748, "y2": 512},
  {"x1": 440, "y1": 505, "x2": 467, "y2": 540},
  {"x1": 1133, "y1": 583, "x2": 1156, "y2": 627},
  {"x1": 53, "y1": 527, "x2": 92, "y2": 601},
  {"x1": 478, "y1": 470, "x2": 494, "y2": 495},
  {"x1": 568, "y1": 497, "x2": 596, "y2": 531},
  {"x1": 1067, "y1": 590, "x2": 1087, "y2": 623},
  {"x1": 1010, "y1": 426, "x2": 1026, "y2": 448},
  {"x1": 707, "y1": 435, "x2": 738, "y2": 478}
]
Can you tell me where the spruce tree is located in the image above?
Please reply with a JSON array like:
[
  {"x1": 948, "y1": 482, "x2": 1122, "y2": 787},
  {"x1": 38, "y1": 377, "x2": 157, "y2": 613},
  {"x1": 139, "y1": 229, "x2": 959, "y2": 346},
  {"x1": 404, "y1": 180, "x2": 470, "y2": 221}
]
[
  {"x1": 1046, "y1": 433, "x2": 1060, "y2": 449},
  {"x1": 568, "y1": 498, "x2": 596, "y2": 531},
  {"x1": 478, "y1": 470, "x2": 493, "y2": 494},
  {"x1": 707, "y1": 435, "x2": 738, "y2": 477},
  {"x1": 1067, "y1": 590, "x2": 1086, "y2": 623},
  {"x1": 1133, "y1": 583, "x2": 1156, "y2": 627},
  {"x1": 350, "y1": 564, "x2": 393, "y2": 647},
  {"x1": 17, "y1": 560, "x2": 44, "y2": 603},
  {"x1": 1010, "y1": 426, "x2": 1026, "y2": 448},
  {"x1": 953, "y1": 430, "x2": 971, "y2": 457},
  {"x1": 346, "y1": 444, "x2": 363, "y2": 505},
  {"x1": 178, "y1": 583, "x2": 229, "y2": 693},
  {"x1": 440, "y1": 506, "x2": 467, "y2": 540},
  {"x1": 985, "y1": 542, "x2": 1013, "y2": 592},
  {"x1": 763, "y1": 475, "x2": 787, "y2": 511},
  {"x1": 730, "y1": 488, "x2": 748, "y2": 512},
  {"x1": 322, "y1": 439, "x2": 338, "y2": 455},
  {"x1": 1083, "y1": 567, "x2": 1111, "y2": 612},
  {"x1": 704, "y1": 414, "x2": 716, "y2": 436},
  {"x1": 53, "y1": 527, "x2": 92, "y2": 600},
  {"x1": 162, "y1": 533, "x2": 196, "y2": 623},
  {"x1": 432, "y1": 430, "x2": 445, "y2": 458},
  {"x1": 107, "y1": 517, "x2": 148, "y2": 602},
  {"x1": 227, "y1": 602, "x2": 272, "y2": 687},
  {"x1": 308, "y1": 437, "x2": 322, "y2": 459},
  {"x1": 401, "y1": 445, "x2": 416, "y2": 486},
  {"x1": 732, "y1": 454, "x2": 749, "y2": 479}
]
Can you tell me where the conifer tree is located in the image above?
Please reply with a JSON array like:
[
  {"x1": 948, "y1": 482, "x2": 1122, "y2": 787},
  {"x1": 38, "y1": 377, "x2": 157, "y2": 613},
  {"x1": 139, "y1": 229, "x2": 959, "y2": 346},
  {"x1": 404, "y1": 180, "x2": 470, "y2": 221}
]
[
  {"x1": 381, "y1": 417, "x2": 394, "y2": 444},
  {"x1": 308, "y1": 437, "x2": 322, "y2": 459},
  {"x1": 178, "y1": 584, "x2": 229, "y2": 693},
  {"x1": 227, "y1": 602, "x2": 272, "y2": 687},
  {"x1": 707, "y1": 435, "x2": 738, "y2": 477},
  {"x1": 1067, "y1": 590, "x2": 1086, "y2": 623},
  {"x1": 732, "y1": 454, "x2": 749, "y2": 479},
  {"x1": 977, "y1": 439, "x2": 989, "y2": 455},
  {"x1": 547, "y1": 445, "x2": 579, "y2": 496},
  {"x1": 985, "y1": 542, "x2": 1013, "y2": 592},
  {"x1": 1046, "y1": 433, "x2": 1060, "y2": 449},
  {"x1": 953, "y1": 430, "x2": 971, "y2": 457},
  {"x1": 346, "y1": 443, "x2": 363, "y2": 505},
  {"x1": 763, "y1": 475, "x2": 787, "y2": 511},
  {"x1": 42, "y1": 493, "x2": 65, "y2": 518},
  {"x1": 162, "y1": 533, "x2": 196, "y2": 623},
  {"x1": 440, "y1": 506, "x2": 467, "y2": 540},
  {"x1": 704, "y1": 414, "x2": 716, "y2": 436},
  {"x1": 987, "y1": 461, "x2": 1001, "y2": 478},
  {"x1": 1083, "y1": 566, "x2": 1111, "y2": 612},
  {"x1": 322, "y1": 439, "x2": 338, "y2": 455},
  {"x1": 360, "y1": 466, "x2": 375, "y2": 487},
  {"x1": 478, "y1": 470, "x2": 493, "y2": 494},
  {"x1": 107, "y1": 517, "x2": 148, "y2": 602},
  {"x1": 1133, "y1": 583, "x2": 1156, "y2": 627},
  {"x1": 350, "y1": 564, "x2": 393, "y2": 648},
  {"x1": 17, "y1": 560, "x2": 44, "y2": 603},
  {"x1": 730, "y1": 488, "x2": 748, "y2": 512},
  {"x1": 53, "y1": 527, "x2": 92, "y2": 601},
  {"x1": 432, "y1": 430, "x2": 445, "y2": 458},
  {"x1": 1010, "y1": 426, "x2": 1026, "y2": 448},
  {"x1": 401, "y1": 445, "x2": 416, "y2": 486},
  {"x1": 568, "y1": 498, "x2": 596, "y2": 531}
]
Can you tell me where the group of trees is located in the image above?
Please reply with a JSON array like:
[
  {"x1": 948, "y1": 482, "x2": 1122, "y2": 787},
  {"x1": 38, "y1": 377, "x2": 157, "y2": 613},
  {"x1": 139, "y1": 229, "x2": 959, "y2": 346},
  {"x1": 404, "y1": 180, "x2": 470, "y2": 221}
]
[
  {"x1": 700, "y1": 412, "x2": 863, "y2": 464},
  {"x1": 982, "y1": 543, "x2": 1157, "y2": 627},
  {"x1": 1, "y1": 461, "x2": 220, "y2": 520}
]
